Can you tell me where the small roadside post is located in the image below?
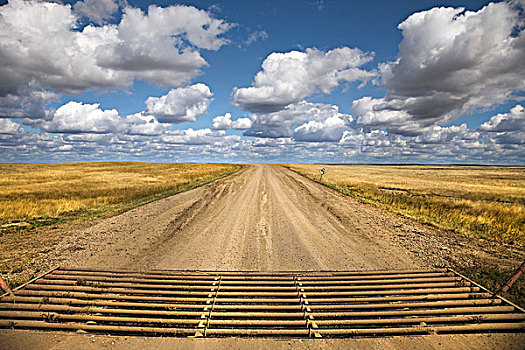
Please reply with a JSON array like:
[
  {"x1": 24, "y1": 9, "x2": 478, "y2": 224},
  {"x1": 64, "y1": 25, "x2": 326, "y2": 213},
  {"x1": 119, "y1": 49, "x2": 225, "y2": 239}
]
[{"x1": 319, "y1": 168, "x2": 325, "y2": 182}]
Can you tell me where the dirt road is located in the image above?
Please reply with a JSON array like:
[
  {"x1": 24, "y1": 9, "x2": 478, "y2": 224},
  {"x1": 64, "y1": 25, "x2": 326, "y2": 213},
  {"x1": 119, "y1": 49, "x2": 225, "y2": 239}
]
[
  {"x1": 1, "y1": 164, "x2": 523, "y2": 349},
  {"x1": 47, "y1": 164, "x2": 421, "y2": 271}
]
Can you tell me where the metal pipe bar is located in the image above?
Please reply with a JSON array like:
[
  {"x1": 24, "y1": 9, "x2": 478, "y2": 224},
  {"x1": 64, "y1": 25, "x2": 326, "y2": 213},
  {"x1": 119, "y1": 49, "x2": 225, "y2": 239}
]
[
  {"x1": 58, "y1": 267, "x2": 448, "y2": 275},
  {"x1": 310, "y1": 306, "x2": 515, "y2": 318},
  {"x1": 2, "y1": 295, "x2": 498, "y2": 311},
  {"x1": 51, "y1": 271, "x2": 218, "y2": 280},
  {"x1": 225, "y1": 307, "x2": 498, "y2": 318},
  {"x1": 12, "y1": 289, "x2": 492, "y2": 305},
  {"x1": 11, "y1": 289, "x2": 493, "y2": 304},
  {"x1": 318, "y1": 322, "x2": 525, "y2": 336},
  {"x1": 0, "y1": 319, "x2": 199, "y2": 335},
  {"x1": 203, "y1": 328, "x2": 310, "y2": 336},
  {"x1": 44, "y1": 275, "x2": 294, "y2": 286},
  {"x1": 313, "y1": 313, "x2": 525, "y2": 326},
  {"x1": 0, "y1": 303, "x2": 514, "y2": 318},
  {"x1": 32, "y1": 280, "x2": 466, "y2": 292},
  {"x1": 48, "y1": 271, "x2": 453, "y2": 283},
  {"x1": 298, "y1": 287, "x2": 481, "y2": 296},
  {"x1": 209, "y1": 314, "x2": 524, "y2": 326},
  {"x1": 35, "y1": 278, "x2": 464, "y2": 291},
  {"x1": 52, "y1": 271, "x2": 295, "y2": 282},
  {"x1": 301, "y1": 282, "x2": 465, "y2": 290},
  {"x1": 496, "y1": 260, "x2": 525, "y2": 296},
  {"x1": 0, "y1": 296, "x2": 303, "y2": 311},
  {"x1": 206, "y1": 322, "x2": 525, "y2": 336},
  {"x1": 307, "y1": 293, "x2": 493, "y2": 303},
  {"x1": 43, "y1": 274, "x2": 459, "y2": 286},
  {"x1": 1, "y1": 319, "x2": 522, "y2": 336},
  {"x1": 13, "y1": 290, "x2": 302, "y2": 304},
  {"x1": 208, "y1": 319, "x2": 307, "y2": 326},
  {"x1": 0, "y1": 311, "x2": 203, "y2": 326},
  {"x1": 36, "y1": 280, "x2": 300, "y2": 291},
  {"x1": 306, "y1": 299, "x2": 502, "y2": 310},
  {"x1": 0, "y1": 303, "x2": 307, "y2": 318},
  {"x1": 22, "y1": 284, "x2": 481, "y2": 297},
  {"x1": 297, "y1": 273, "x2": 454, "y2": 281},
  {"x1": 52, "y1": 270, "x2": 452, "y2": 278},
  {"x1": 24, "y1": 284, "x2": 231, "y2": 296},
  {"x1": 297, "y1": 277, "x2": 458, "y2": 284},
  {"x1": 0, "y1": 303, "x2": 217, "y2": 317},
  {"x1": 266, "y1": 282, "x2": 466, "y2": 291},
  {"x1": 4, "y1": 310, "x2": 523, "y2": 328}
]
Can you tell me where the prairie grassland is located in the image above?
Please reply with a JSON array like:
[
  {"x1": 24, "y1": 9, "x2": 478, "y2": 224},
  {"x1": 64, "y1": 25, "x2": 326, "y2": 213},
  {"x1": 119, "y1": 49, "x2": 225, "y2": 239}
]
[
  {"x1": 0, "y1": 162, "x2": 239, "y2": 234},
  {"x1": 287, "y1": 164, "x2": 525, "y2": 246}
]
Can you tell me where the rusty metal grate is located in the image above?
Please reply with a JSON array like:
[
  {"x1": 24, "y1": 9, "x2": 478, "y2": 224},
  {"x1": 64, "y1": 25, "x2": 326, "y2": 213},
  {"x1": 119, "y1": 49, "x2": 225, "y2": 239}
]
[{"x1": 0, "y1": 267, "x2": 524, "y2": 338}]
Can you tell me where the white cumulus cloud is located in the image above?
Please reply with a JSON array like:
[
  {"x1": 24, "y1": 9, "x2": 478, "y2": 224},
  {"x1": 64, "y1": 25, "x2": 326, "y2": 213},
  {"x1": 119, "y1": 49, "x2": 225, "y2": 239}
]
[
  {"x1": 479, "y1": 104, "x2": 525, "y2": 145},
  {"x1": 0, "y1": 118, "x2": 23, "y2": 135},
  {"x1": 352, "y1": 96, "x2": 429, "y2": 136},
  {"x1": 233, "y1": 47, "x2": 375, "y2": 113},
  {"x1": 212, "y1": 113, "x2": 252, "y2": 130},
  {"x1": 41, "y1": 101, "x2": 124, "y2": 134},
  {"x1": 245, "y1": 101, "x2": 352, "y2": 139},
  {"x1": 144, "y1": 84, "x2": 213, "y2": 124},
  {"x1": 232, "y1": 117, "x2": 253, "y2": 130},
  {"x1": 479, "y1": 105, "x2": 525, "y2": 132},
  {"x1": 293, "y1": 116, "x2": 347, "y2": 142},
  {"x1": 125, "y1": 113, "x2": 170, "y2": 136}
]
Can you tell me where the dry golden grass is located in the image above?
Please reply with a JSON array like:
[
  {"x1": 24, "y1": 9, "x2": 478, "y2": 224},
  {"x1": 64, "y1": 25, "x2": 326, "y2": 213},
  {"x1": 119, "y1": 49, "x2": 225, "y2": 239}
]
[
  {"x1": 0, "y1": 162, "x2": 239, "y2": 233},
  {"x1": 286, "y1": 164, "x2": 525, "y2": 246}
]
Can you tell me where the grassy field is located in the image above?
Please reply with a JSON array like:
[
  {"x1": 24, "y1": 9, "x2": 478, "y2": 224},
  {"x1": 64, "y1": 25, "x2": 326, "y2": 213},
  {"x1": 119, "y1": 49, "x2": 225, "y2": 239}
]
[
  {"x1": 0, "y1": 162, "x2": 239, "y2": 237},
  {"x1": 287, "y1": 164, "x2": 525, "y2": 246}
]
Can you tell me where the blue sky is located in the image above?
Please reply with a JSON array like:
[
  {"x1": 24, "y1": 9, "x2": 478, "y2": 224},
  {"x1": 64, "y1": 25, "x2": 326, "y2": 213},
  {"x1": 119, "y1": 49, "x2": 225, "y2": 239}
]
[{"x1": 0, "y1": 0, "x2": 524, "y2": 164}]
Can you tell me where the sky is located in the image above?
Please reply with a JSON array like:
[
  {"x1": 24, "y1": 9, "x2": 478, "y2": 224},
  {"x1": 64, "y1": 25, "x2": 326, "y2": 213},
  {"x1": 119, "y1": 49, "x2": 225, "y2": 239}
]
[{"x1": 0, "y1": 0, "x2": 524, "y2": 164}]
